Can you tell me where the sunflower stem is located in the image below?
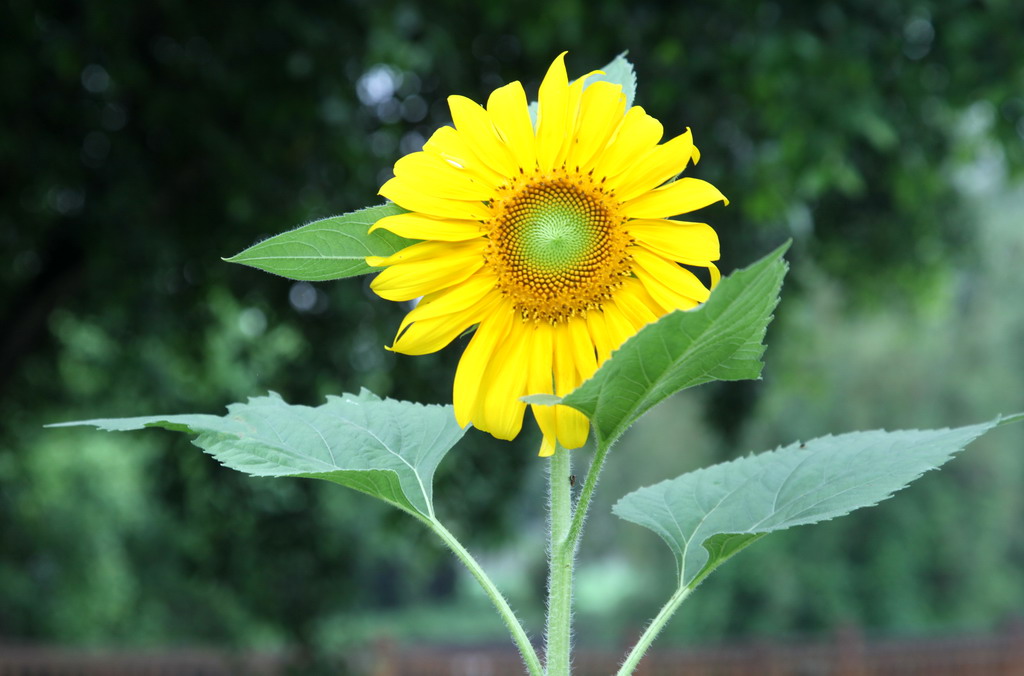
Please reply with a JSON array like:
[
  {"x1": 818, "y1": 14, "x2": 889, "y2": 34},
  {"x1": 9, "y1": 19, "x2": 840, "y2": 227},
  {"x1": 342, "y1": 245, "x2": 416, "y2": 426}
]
[
  {"x1": 616, "y1": 583, "x2": 693, "y2": 676},
  {"x1": 424, "y1": 516, "x2": 543, "y2": 676},
  {"x1": 545, "y1": 445, "x2": 574, "y2": 675}
]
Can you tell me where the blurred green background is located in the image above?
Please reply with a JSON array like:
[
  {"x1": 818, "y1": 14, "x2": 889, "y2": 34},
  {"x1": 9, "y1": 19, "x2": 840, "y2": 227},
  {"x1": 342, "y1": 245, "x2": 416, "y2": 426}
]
[{"x1": 2, "y1": 0, "x2": 1023, "y2": 665}]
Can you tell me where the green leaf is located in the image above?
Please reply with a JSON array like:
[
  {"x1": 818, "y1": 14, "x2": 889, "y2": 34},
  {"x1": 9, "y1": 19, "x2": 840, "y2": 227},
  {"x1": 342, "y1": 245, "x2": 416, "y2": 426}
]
[
  {"x1": 613, "y1": 414, "x2": 1024, "y2": 588},
  {"x1": 588, "y1": 51, "x2": 637, "y2": 109},
  {"x1": 224, "y1": 203, "x2": 415, "y2": 281},
  {"x1": 49, "y1": 390, "x2": 467, "y2": 519},
  {"x1": 560, "y1": 243, "x2": 789, "y2": 446}
]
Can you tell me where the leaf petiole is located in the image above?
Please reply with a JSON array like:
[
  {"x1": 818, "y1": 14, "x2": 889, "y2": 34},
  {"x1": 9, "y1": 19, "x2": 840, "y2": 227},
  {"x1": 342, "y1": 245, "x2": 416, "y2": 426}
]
[
  {"x1": 616, "y1": 584, "x2": 693, "y2": 676},
  {"x1": 422, "y1": 515, "x2": 543, "y2": 676}
]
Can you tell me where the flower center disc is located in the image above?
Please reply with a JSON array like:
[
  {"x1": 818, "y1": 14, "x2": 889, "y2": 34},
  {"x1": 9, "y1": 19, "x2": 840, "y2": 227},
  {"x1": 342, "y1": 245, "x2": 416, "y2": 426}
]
[{"x1": 487, "y1": 172, "x2": 630, "y2": 322}]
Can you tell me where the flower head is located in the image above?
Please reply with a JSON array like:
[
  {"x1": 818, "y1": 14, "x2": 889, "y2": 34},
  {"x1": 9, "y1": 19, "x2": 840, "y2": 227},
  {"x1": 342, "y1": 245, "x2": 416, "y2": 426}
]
[{"x1": 367, "y1": 53, "x2": 726, "y2": 456}]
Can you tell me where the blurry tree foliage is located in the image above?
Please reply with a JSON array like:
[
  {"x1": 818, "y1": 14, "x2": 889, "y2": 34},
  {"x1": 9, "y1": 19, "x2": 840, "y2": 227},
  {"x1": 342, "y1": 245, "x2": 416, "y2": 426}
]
[{"x1": 1, "y1": 0, "x2": 1021, "y2": 652}]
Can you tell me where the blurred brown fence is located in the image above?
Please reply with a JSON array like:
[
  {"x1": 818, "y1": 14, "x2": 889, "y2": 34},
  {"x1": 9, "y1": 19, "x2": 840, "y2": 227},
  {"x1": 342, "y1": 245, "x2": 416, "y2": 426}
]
[{"x1": 3, "y1": 623, "x2": 1024, "y2": 675}]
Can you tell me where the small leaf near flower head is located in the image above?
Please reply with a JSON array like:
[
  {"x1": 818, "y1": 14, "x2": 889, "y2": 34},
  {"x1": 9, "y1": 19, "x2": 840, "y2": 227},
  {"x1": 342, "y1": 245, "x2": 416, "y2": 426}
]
[
  {"x1": 225, "y1": 203, "x2": 416, "y2": 281},
  {"x1": 557, "y1": 243, "x2": 789, "y2": 447}
]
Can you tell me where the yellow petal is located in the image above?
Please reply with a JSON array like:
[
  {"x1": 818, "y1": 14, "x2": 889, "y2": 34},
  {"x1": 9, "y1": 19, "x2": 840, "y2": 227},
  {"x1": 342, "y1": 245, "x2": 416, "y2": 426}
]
[
  {"x1": 548, "y1": 72, "x2": 597, "y2": 169},
  {"x1": 590, "y1": 106, "x2": 663, "y2": 180},
  {"x1": 621, "y1": 177, "x2": 728, "y2": 219},
  {"x1": 391, "y1": 314, "x2": 472, "y2": 356},
  {"x1": 393, "y1": 151, "x2": 496, "y2": 200},
  {"x1": 535, "y1": 52, "x2": 570, "y2": 171},
  {"x1": 525, "y1": 322, "x2": 555, "y2": 398},
  {"x1": 535, "y1": 56, "x2": 597, "y2": 171},
  {"x1": 566, "y1": 80, "x2": 627, "y2": 170},
  {"x1": 708, "y1": 262, "x2": 721, "y2": 288},
  {"x1": 487, "y1": 81, "x2": 536, "y2": 171},
  {"x1": 631, "y1": 247, "x2": 711, "y2": 301},
  {"x1": 617, "y1": 275, "x2": 667, "y2": 320},
  {"x1": 368, "y1": 240, "x2": 485, "y2": 301},
  {"x1": 390, "y1": 275, "x2": 500, "y2": 354},
  {"x1": 477, "y1": 321, "x2": 531, "y2": 440},
  {"x1": 371, "y1": 212, "x2": 486, "y2": 242},
  {"x1": 453, "y1": 302, "x2": 515, "y2": 428},
  {"x1": 553, "y1": 323, "x2": 581, "y2": 395},
  {"x1": 391, "y1": 293, "x2": 500, "y2": 356},
  {"x1": 556, "y1": 406, "x2": 589, "y2": 450},
  {"x1": 367, "y1": 237, "x2": 480, "y2": 267},
  {"x1": 567, "y1": 315, "x2": 598, "y2": 381},
  {"x1": 600, "y1": 300, "x2": 638, "y2": 353},
  {"x1": 612, "y1": 279, "x2": 661, "y2": 328},
  {"x1": 527, "y1": 323, "x2": 558, "y2": 454},
  {"x1": 448, "y1": 95, "x2": 519, "y2": 177},
  {"x1": 380, "y1": 176, "x2": 491, "y2": 221},
  {"x1": 630, "y1": 248, "x2": 709, "y2": 312},
  {"x1": 625, "y1": 219, "x2": 720, "y2": 264},
  {"x1": 586, "y1": 309, "x2": 614, "y2": 365},
  {"x1": 607, "y1": 128, "x2": 695, "y2": 201},
  {"x1": 397, "y1": 274, "x2": 497, "y2": 328},
  {"x1": 553, "y1": 324, "x2": 590, "y2": 449},
  {"x1": 424, "y1": 126, "x2": 508, "y2": 186}
]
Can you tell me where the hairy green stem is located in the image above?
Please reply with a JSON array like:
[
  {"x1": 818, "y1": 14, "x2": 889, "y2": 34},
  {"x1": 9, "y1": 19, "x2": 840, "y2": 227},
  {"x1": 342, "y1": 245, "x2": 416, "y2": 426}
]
[
  {"x1": 616, "y1": 584, "x2": 693, "y2": 676},
  {"x1": 425, "y1": 516, "x2": 543, "y2": 676},
  {"x1": 544, "y1": 446, "x2": 573, "y2": 675}
]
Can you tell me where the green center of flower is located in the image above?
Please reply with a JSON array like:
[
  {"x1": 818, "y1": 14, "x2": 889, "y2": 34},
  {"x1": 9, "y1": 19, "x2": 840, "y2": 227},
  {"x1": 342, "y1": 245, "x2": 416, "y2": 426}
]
[
  {"x1": 487, "y1": 173, "x2": 632, "y2": 323},
  {"x1": 517, "y1": 200, "x2": 600, "y2": 274}
]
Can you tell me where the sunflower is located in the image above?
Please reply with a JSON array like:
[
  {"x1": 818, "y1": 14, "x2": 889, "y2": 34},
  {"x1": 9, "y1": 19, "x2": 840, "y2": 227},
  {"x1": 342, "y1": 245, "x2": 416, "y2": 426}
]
[{"x1": 367, "y1": 53, "x2": 726, "y2": 456}]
